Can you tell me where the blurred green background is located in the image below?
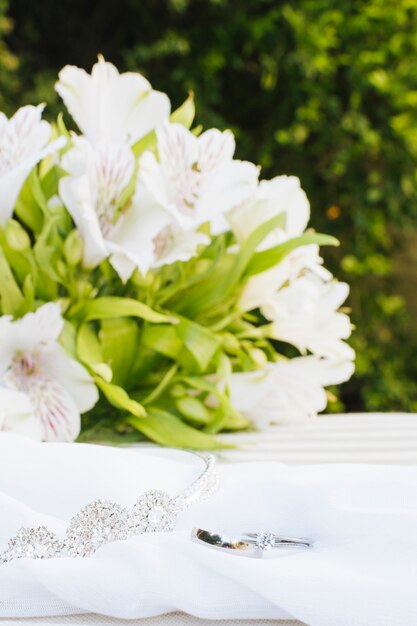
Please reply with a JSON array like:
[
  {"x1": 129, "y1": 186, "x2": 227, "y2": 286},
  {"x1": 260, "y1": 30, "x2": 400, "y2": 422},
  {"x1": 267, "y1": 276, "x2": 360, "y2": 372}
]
[{"x1": 1, "y1": 0, "x2": 417, "y2": 413}]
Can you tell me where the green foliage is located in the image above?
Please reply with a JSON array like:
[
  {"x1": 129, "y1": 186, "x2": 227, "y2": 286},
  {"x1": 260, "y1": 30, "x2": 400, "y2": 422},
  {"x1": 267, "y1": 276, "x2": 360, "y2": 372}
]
[
  {"x1": 0, "y1": 0, "x2": 18, "y2": 114},
  {"x1": 0, "y1": 135, "x2": 337, "y2": 446},
  {"x1": 3, "y1": 0, "x2": 417, "y2": 411}
]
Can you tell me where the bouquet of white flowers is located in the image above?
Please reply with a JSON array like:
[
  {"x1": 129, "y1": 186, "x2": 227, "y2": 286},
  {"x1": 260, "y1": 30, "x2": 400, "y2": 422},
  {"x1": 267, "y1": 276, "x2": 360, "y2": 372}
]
[{"x1": 0, "y1": 57, "x2": 354, "y2": 448}]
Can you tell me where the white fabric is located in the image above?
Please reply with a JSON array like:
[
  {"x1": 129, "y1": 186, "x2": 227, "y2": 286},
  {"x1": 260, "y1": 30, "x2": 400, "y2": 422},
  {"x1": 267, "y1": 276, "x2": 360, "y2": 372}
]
[
  {"x1": 0, "y1": 434, "x2": 416, "y2": 626},
  {"x1": 1, "y1": 615, "x2": 302, "y2": 626}
]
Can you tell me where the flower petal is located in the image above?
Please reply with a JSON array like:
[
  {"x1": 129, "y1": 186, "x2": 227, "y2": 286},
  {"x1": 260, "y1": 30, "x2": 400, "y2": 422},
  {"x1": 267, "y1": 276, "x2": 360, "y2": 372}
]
[
  {"x1": 8, "y1": 303, "x2": 64, "y2": 354},
  {"x1": 152, "y1": 228, "x2": 210, "y2": 268},
  {"x1": 0, "y1": 105, "x2": 64, "y2": 225},
  {"x1": 264, "y1": 276, "x2": 354, "y2": 360},
  {"x1": 61, "y1": 175, "x2": 109, "y2": 268},
  {"x1": 0, "y1": 304, "x2": 65, "y2": 384},
  {"x1": 107, "y1": 186, "x2": 171, "y2": 279},
  {"x1": 26, "y1": 375, "x2": 81, "y2": 442},
  {"x1": 56, "y1": 58, "x2": 170, "y2": 145},
  {"x1": 38, "y1": 345, "x2": 98, "y2": 414},
  {"x1": 60, "y1": 138, "x2": 135, "y2": 268},
  {"x1": 140, "y1": 122, "x2": 258, "y2": 233},
  {"x1": 228, "y1": 175, "x2": 310, "y2": 245},
  {"x1": 0, "y1": 387, "x2": 43, "y2": 440},
  {"x1": 198, "y1": 159, "x2": 259, "y2": 230},
  {"x1": 197, "y1": 128, "x2": 235, "y2": 170},
  {"x1": 239, "y1": 244, "x2": 332, "y2": 312},
  {"x1": 229, "y1": 356, "x2": 354, "y2": 427}
]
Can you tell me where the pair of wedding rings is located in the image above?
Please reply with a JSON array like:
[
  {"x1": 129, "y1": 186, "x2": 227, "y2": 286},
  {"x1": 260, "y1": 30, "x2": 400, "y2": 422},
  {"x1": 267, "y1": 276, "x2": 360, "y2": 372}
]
[{"x1": 191, "y1": 528, "x2": 314, "y2": 558}]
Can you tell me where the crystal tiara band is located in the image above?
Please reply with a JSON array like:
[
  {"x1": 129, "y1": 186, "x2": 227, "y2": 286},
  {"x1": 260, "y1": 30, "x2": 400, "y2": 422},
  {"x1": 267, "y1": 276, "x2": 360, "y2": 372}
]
[{"x1": 0, "y1": 454, "x2": 218, "y2": 564}]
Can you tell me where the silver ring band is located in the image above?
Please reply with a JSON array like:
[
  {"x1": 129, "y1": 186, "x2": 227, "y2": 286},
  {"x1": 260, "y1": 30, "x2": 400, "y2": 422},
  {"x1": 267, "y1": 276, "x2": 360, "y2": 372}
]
[{"x1": 191, "y1": 528, "x2": 314, "y2": 557}]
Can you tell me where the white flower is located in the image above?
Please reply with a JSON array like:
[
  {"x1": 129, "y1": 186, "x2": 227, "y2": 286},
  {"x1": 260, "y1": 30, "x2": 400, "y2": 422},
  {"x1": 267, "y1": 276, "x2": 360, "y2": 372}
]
[
  {"x1": 59, "y1": 137, "x2": 170, "y2": 280},
  {"x1": 230, "y1": 176, "x2": 331, "y2": 311},
  {"x1": 229, "y1": 175, "x2": 310, "y2": 246},
  {"x1": 55, "y1": 56, "x2": 170, "y2": 146},
  {"x1": 109, "y1": 192, "x2": 210, "y2": 278},
  {"x1": 0, "y1": 303, "x2": 98, "y2": 442},
  {"x1": 228, "y1": 356, "x2": 355, "y2": 426},
  {"x1": 263, "y1": 276, "x2": 354, "y2": 360},
  {"x1": 0, "y1": 388, "x2": 42, "y2": 440},
  {"x1": 0, "y1": 104, "x2": 64, "y2": 225},
  {"x1": 239, "y1": 243, "x2": 332, "y2": 312},
  {"x1": 139, "y1": 122, "x2": 259, "y2": 233},
  {"x1": 151, "y1": 223, "x2": 210, "y2": 268}
]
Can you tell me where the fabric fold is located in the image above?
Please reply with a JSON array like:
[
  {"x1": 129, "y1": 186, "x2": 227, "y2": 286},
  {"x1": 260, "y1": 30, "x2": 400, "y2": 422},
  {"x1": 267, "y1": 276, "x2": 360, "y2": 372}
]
[{"x1": 0, "y1": 434, "x2": 416, "y2": 626}]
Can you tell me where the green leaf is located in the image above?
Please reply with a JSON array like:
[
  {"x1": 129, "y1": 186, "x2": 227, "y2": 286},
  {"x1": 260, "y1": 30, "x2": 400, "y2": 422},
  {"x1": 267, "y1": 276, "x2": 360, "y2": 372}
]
[
  {"x1": 244, "y1": 233, "x2": 339, "y2": 278},
  {"x1": 181, "y1": 375, "x2": 249, "y2": 431},
  {"x1": 132, "y1": 130, "x2": 157, "y2": 158},
  {"x1": 34, "y1": 244, "x2": 63, "y2": 283},
  {"x1": 175, "y1": 396, "x2": 212, "y2": 425},
  {"x1": 100, "y1": 317, "x2": 139, "y2": 388},
  {"x1": 226, "y1": 213, "x2": 287, "y2": 287},
  {"x1": 0, "y1": 226, "x2": 38, "y2": 289},
  {"x1": 33, "y1": 214, "x2": 66, "y2": 284},
  {"x1": 20, "y1": 274, "x2": 35, "y2": 314},
  {"x1": 4, "y1": 219, "x2": 31, "y2": 251},
  {"x1": 175, "y1": 316, "x2": 221, "y2": 371},
  {"x1": 70, "y1": 296, "x2": 176, "y2": 324},
  {"x1": 141, "y1": 324, "x2": 183, "y2": 360},
  {"x1": 60, "y1": 319, "x2": 78, "y2": 358},
  {"x1": 41, "y1": 164, "x2": 68, "y2": 201},
  {"x1": 192, "y1": 124, "x2": 203, "y2": 136},
  {"x1": 174, "y1": 214, "x2": 286, "y2": 316},
  {"x1": 170, "y1": 92, "x2": 195, "y2": 128},
  {"x1": 77, "y1": 322, "x2": 103, "y2": 366},
  {"x1": 142, "y1": 363, "x2": 178, "y2": 405},
  {"x1": 14, "y1": 174, "x2": 43, "y2": 233},
  {"x1": 0, "y1": 246, "x2": 24, "y2": 314},
  {"x1": 95, "y1": 377, "x2": 147, "y2": 418},
  {"x1": 27, "y1": 167, "x2": 49, "y2": 214},
  {"x1": 127, "y1": 408, "x2": 225, "y2": 449},
  {"x1": 56, "y1": 113, "x2": 70, "y2": 139}
]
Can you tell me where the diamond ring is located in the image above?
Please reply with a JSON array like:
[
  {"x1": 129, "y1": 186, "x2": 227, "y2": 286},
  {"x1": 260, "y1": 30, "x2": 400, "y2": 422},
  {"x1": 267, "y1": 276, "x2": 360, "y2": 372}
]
[
  {"x1": 0, "y1": 454, "x2": 218, "y2": 564},
  {"x1": 191, "y1": 528, "x2": 314, "y2": 557}
]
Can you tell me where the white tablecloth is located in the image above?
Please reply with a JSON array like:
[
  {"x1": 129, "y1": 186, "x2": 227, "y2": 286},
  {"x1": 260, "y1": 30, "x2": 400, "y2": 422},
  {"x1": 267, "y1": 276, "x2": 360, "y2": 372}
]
[
  {"x1": 1, "y1": 412, "x2": 416, "y2": 626},
  {"x1": 3, "y1": 616, "x2": 302, "y2": 626}
]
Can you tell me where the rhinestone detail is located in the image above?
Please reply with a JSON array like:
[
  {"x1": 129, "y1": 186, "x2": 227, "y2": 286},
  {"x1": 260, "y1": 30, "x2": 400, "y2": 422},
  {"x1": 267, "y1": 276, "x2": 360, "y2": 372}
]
[
  {"x1": 0, "y1": 526, "x2": 62, "y2": 563},
  {"x1": 0, "y1": 454, "x2": 217, "y2": 564},
  {"x1": 130, "y1": 490, "x2": 177, "y2": 534},
  {"x1": 254, "y1": 532, "x2": 276, "y2": 551},
  {"x1": 65, "y1": 499, "x2": 129, "y2": 557}
]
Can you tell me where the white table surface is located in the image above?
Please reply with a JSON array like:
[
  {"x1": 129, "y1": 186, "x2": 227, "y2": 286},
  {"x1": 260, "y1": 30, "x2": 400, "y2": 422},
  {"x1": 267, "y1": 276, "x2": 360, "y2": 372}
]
[
  {"x1": 2, "y1": 412, "x2": 416, "y2": 626},
  {"x1": 3, "y1": 616, "x2": 303, "y2": 626}
]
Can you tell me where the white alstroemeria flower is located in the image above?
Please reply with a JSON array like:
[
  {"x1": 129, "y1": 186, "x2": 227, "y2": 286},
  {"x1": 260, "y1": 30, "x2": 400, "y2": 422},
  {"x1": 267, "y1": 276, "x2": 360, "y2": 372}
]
[
  {"x1": 0, "y1": 104, "x2": 64, "y2": 224},
  {"x1": 0, "y1": 388, "x2": 42, "y2": 440},
  {"x1": 239, "y1": 243, "x2": 332, "y2": 312},
  {"x1": 230, "y1": 176, "x2": 331, "y2": 311},
  {"x1": 60, "y1": 138, "x2": 170, "y2": 280},
  {"x1": 263, "y1": 276, "x2": 354, "y2": 360},
  {"x1": 109, "y1": 193, "x2": 210, "y2": 278},
  {"x1": 0, "y1": 303, "x2": 98, "y2": 442},
  {"x1": 56, "y1": 56, "x2": 170, "y2": 146},
  {"x1": 228, "y1": 356, "x2": 355, "y2": 426},
  {"x1": 151, "y1": 222, "x2": 210, "y2": 268},
  {"x1": 229, "y1": 175, "x2": 310, "y2": 246},
  {"x1": 139, "y1": 122, "x2": 259, "y2": 233}
]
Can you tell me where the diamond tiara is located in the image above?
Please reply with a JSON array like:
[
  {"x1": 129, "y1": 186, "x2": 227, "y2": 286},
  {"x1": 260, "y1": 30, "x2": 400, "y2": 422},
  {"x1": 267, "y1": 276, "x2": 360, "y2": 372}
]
[{"x1": 0, "y1": 453, "x2": 218, "y2": 564}]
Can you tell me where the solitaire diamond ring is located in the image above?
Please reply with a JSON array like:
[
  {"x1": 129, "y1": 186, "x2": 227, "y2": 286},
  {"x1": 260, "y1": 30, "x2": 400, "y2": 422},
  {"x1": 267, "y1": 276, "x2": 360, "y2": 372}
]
[
  {"x1": 191, "y1": 528, "x2": 314, "y2": 557},
  {"x1": 0, "y1": 454, "x2": 218, "y2": 564}
]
